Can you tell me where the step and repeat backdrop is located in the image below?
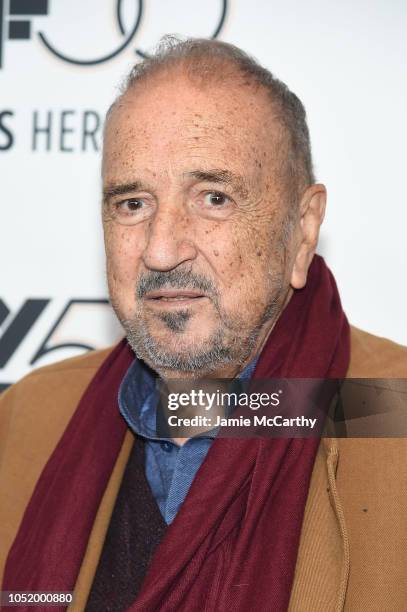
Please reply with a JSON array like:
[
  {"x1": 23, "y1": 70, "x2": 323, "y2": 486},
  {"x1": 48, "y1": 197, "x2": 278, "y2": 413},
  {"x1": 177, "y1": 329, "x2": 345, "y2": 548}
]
[{"x1": 1, "y1": 0, "x2": 406, "y2": 389}]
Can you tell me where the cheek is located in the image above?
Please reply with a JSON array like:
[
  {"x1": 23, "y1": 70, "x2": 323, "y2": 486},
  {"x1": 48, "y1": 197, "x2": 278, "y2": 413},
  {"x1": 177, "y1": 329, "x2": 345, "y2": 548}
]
[
  {"x1": 201, "y1": 226, "x2": 242, "y2": 291},
  {"x1": 210, "y1": 219, "x2": 267, "y2": 280},
  {"x1": 212, "y1": 228, "x2": 283, "y2": 314},
  {"x1": 222, "y1": 254, "x2": 280, "y2": 324},
  {"x1": 207, "y1": 240, "x2": 260, "y2": 306},
  {"x1": 104, "y1": 225, "x2": 143, "y2": 308}
]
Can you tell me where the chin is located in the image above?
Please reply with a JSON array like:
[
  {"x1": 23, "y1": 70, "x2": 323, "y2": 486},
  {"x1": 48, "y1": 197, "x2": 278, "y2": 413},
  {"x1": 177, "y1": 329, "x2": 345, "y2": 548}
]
[
  {"x1": 148, "y1": 330, "x2": 216, "y2": 359},
  {"x1": 125, "y1": 323, "x2": 235, "y2": 376}
]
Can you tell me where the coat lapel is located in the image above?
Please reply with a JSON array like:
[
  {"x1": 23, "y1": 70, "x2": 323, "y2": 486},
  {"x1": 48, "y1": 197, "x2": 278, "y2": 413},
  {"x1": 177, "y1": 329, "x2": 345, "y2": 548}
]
[
  {"x1": 289, "y1": 438, "x2": 348, "y2": 612},
  {"x1": 70, "y1": 430, "x2": 135, "y2": 610}
]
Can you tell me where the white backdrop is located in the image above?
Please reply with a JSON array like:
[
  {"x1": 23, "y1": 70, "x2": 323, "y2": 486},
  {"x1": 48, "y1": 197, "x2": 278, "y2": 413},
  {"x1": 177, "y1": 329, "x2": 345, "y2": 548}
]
[{"x1": 1, "y1": 0, "x2": 406, "y2": 388}]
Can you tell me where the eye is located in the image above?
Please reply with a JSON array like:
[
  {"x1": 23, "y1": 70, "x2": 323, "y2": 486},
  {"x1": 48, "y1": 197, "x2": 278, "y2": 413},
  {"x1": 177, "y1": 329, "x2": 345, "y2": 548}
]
[
  {"x1": 107, "y1": 195, "x2": 154, "y2": 225},
  {"x1": 203, "y1": 192, "x2": 230, "y2": 207},
  {"x1": 116, "y1": 198, "x2": 145, "y2": 213}
]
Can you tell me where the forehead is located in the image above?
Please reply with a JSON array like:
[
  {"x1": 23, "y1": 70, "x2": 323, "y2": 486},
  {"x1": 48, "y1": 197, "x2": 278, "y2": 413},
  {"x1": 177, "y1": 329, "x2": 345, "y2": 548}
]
[{"x1": 103, "y1": 72, "x2": 281, "y2": 184}]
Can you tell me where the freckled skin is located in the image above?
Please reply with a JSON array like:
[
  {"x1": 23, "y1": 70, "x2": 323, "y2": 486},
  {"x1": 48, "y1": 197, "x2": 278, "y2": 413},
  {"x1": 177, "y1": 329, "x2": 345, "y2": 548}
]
[{"x1": 102, "y1": 69, "x2": 326, "y2": 378}]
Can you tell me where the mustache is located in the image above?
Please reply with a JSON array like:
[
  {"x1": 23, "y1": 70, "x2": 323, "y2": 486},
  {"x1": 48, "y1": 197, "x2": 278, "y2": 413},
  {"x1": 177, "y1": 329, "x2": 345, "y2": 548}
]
[{"x1": 136, "y1": 269, "x2": 218, "y2": 299}]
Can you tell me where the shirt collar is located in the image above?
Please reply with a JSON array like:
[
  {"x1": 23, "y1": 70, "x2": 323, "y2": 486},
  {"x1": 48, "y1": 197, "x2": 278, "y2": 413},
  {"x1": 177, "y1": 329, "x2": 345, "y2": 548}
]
[{"x1": 119, "y1": 356, "x2": 258, "y2": 442}]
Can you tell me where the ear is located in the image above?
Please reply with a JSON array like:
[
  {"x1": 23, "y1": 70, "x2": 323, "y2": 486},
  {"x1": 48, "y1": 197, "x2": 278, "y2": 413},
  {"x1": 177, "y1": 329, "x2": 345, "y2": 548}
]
[{"x1": 290, "y1": 184, "x2": 327, "y2": 289}]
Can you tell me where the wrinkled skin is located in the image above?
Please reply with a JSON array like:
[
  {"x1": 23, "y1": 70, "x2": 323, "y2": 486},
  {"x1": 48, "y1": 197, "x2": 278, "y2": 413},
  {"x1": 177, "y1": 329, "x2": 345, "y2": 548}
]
[{"x1": 102, "y1": 69, "x2": 326, "y2": 378}]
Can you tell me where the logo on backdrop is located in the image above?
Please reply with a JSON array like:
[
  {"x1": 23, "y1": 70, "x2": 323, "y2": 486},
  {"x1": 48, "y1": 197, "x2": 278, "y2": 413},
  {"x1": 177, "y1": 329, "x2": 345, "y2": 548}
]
[
  {"x1": 0, "y1": 0, "x2": 228, "y2": 69},
  {"x1": 0, "y1": 298, "x2": 122, "y2": 390}
]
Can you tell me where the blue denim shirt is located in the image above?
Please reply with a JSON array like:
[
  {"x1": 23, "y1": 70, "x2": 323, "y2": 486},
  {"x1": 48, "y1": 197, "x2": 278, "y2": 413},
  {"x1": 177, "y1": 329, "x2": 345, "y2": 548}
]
[{"x1": 119, "y1": 358, "x2": 257, "y2": 524}]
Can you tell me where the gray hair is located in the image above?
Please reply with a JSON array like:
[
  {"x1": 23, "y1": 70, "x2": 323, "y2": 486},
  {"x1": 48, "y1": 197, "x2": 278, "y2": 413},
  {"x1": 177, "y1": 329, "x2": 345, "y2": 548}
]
[{"x1": 109, "y1": 36, "x2": 315, "y2": 205}]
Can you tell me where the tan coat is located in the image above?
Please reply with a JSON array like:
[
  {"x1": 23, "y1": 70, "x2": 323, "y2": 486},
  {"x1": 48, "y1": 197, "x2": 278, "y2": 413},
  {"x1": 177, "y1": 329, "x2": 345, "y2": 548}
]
[{"x1": 1, "y1": 326, "x2": 407, "y2": 611}]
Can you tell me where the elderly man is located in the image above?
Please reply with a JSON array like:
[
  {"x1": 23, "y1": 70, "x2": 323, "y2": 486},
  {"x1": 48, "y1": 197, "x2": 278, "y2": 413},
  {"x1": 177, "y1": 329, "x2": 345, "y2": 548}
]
[{"x1": 1, "y1": 38, "x2": 407, "y2": 612}]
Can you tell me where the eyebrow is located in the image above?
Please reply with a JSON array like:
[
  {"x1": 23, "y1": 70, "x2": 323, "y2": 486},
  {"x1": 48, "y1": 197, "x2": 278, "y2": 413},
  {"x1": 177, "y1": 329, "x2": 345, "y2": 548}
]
[
  {"x1": 103, "y1": 169, "x2": 249, "y2": 203},
  {"x1": 103, "y1": 181, "x2": 145, "y2": 203},
  {"x1": 185, "y1": 169, "x2": 249, "y2": 198}
]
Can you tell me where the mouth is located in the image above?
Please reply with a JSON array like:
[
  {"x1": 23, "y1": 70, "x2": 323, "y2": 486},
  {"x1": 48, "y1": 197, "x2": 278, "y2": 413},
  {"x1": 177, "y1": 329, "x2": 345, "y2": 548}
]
[{"x1": 143, "y1": 289, "x2": 208, "y2": 306}]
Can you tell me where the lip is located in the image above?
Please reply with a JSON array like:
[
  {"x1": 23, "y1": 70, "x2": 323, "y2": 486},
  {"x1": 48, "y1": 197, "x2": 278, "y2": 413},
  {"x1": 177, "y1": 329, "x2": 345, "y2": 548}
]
[
  {"x1": 143, "y1": 289, "x2": 208, "y2": 306},
  {"x1": 144, "y1": 289, "x2": 206, "y2": 300}
]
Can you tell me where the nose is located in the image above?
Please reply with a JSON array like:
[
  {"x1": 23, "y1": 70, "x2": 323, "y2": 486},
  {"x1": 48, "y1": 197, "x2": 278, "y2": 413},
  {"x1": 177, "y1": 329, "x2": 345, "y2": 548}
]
[{"x1": 142, "y1": 203, "x2": 198, "y2": 271}]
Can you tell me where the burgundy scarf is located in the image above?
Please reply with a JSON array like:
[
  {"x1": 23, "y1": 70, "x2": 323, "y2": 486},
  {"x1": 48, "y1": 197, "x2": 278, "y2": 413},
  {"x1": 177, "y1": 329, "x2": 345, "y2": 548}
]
[{"x1": 3, "y1": 255, "x2": 349, "y2": 611}]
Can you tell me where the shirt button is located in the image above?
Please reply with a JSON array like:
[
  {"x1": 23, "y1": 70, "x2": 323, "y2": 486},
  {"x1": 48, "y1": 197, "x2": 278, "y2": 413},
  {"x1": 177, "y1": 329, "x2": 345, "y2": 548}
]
[{"x1": 162, "y1": 442, "x2": 172, "y2": 452}]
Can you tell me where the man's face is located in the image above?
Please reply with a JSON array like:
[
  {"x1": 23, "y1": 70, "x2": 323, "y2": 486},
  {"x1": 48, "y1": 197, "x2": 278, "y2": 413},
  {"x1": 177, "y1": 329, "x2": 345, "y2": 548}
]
[{"x1": 102, "y1": 70, "x2": 296, "y2": 377}]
